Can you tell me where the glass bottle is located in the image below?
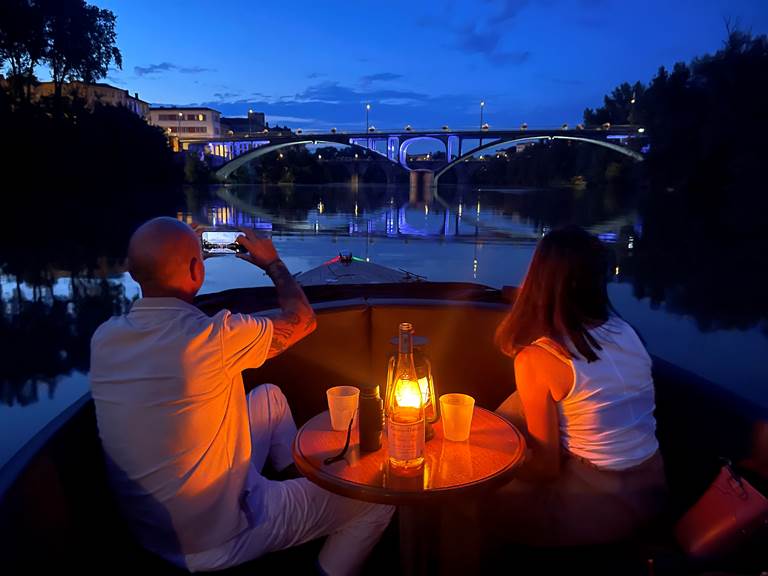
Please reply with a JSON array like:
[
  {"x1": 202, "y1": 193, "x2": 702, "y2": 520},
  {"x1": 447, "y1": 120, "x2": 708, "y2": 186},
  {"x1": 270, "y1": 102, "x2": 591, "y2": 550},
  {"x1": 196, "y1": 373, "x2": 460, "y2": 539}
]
[
  {"x1": 387, "y1": 335, "x2": 439, "y2": 440},
  {"x1": 385, "y1": 322, "x2": 425, "y2": 472}
]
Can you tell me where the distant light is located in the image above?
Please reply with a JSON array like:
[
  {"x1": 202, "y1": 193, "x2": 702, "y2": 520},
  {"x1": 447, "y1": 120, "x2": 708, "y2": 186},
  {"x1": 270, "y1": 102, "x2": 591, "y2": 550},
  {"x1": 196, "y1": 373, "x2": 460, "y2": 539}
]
[
  {"x1": 366, "y1": 103, "x2": 371, "y2": 110},
  {"x1": 615, "y1": 266, "x2": 620, "y2": 276},
  {"x1": 355, "y1": 153, "x2": 359, "y2": 158},
  {"x1": 279, "y1": 152, "x2": 284, "y2": 159},
  {"x1": 480, "y1": 100, "x2": 485, "y2": 107},
  {"x1": 638, "y1": 127, "x2": 646, "y2": 133},
  {"x1": 630, "y1": 98, "x2": 636, "y2": 104},
  {"x1": 318, "y1": 154, "x2": 322, "y2": 159},
  {"x1": 318, "y1": 200, "x2": 324, "y2": 214}
]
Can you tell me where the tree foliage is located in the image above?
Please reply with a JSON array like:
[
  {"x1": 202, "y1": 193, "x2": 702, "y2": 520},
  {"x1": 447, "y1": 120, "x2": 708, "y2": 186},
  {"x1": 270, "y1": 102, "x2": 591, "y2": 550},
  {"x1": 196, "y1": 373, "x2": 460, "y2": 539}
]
[
  {"x1": 0, "y1": 0, "x2": 46, "y2": 101},
  {"x1": 0, "y1": 0, "x2": 122, "y2": 104},
  {"x1": 41, "y1": 0, "x2": 122, "y2": 98},
  {"x1": 589, "y1": 30, "x2": 768, "y2": 333}
]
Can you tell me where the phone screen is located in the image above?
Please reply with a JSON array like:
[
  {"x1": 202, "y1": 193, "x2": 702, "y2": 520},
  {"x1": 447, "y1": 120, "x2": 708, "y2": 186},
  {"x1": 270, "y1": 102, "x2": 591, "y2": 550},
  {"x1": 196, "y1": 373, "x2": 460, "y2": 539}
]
[{"x1": 201, "y1": 230, "x2": 245, "y2": 255}]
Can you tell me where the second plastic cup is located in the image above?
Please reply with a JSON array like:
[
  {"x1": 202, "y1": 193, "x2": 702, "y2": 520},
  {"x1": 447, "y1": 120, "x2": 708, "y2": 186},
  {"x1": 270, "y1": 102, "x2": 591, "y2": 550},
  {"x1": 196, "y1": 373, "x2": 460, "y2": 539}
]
[
  {"x1": 326, "y1": 386, "x2": 360, "y2": 431},
  {"x1": 439, "y1": 393, "x2": 475, "y2": 441}
]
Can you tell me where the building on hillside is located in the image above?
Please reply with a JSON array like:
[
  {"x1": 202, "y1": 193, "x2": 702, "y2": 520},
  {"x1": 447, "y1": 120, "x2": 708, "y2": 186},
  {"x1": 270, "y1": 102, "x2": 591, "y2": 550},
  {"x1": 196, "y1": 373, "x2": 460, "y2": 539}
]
[
  {"x1": 220, "y1": 110, "x2": 267, "y2": 136},
  {"x1": 31, "y1": 81, "x2": 149, "y2": 117},
  {"x1": 148, "y1": 107, "x2": 222, "y2": 139}
]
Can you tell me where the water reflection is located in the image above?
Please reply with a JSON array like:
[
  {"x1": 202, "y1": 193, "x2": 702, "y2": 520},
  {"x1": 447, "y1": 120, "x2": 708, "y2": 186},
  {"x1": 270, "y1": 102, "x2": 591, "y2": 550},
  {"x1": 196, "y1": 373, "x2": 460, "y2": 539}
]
[
  {"x1": 2, "y1": 182, "x2": 766, "y2": 413},
  {"x1": 0, "y1": 275, "x2": 134, "y2": 407}
]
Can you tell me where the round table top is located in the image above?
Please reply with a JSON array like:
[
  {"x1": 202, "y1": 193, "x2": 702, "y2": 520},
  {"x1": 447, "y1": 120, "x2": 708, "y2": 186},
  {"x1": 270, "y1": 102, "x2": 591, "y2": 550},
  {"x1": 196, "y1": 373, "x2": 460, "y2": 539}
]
[{"x1": 292, "y1": 407, "x2": 526, "y2": 505}]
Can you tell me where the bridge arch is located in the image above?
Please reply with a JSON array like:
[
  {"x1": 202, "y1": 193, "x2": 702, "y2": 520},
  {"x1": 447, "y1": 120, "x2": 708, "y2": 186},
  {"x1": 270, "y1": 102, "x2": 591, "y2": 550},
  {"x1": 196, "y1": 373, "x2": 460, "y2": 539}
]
[
  {"x1": 399, "y1": 136, "x2": 448, "y2": 168},
  {"x1": 215, "y1": 139, "x2": 401, "y2": 180},
  {"x1": 433, "y1": 135, "x2": 645, "y2": 186}
]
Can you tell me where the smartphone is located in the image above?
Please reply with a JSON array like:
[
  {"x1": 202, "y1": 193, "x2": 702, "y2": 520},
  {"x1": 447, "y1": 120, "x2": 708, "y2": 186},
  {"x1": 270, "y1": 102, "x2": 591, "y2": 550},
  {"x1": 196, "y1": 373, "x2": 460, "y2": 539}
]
[{"x1": 201, "y1": 230, "x2": 247, "y2": 255}]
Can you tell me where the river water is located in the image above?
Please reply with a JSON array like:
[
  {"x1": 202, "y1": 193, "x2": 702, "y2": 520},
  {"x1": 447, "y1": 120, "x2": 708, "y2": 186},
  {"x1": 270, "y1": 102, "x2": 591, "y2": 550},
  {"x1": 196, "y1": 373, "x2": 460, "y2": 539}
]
[{"x1": 1, "y1": 182, "x2": 766, "y2": 468}]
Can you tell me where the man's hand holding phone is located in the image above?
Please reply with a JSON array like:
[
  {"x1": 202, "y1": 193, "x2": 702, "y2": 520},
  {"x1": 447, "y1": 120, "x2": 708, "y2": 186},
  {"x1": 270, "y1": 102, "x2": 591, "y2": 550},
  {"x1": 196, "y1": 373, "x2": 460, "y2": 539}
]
[{"x1": 235, "y1": 228, "x2": 280, "y2": 270}]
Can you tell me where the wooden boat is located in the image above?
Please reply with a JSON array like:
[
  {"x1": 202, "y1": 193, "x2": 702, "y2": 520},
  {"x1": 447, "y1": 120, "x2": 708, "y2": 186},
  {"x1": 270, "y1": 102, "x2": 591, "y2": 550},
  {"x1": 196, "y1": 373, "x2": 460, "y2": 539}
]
[
  {"x1": 1, "y1": 267, "x2": 766, "y2": 574},
  {"x1": 295, "y1": 253, "x2": 424, "y2": 285}
]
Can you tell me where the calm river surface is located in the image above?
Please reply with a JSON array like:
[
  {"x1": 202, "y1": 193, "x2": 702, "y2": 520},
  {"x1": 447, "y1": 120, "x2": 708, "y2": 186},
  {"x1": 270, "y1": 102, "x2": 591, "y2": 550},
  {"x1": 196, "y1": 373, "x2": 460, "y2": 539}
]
[{"x1": 2, "y1": 182, "x2": 766, "y2": 468}]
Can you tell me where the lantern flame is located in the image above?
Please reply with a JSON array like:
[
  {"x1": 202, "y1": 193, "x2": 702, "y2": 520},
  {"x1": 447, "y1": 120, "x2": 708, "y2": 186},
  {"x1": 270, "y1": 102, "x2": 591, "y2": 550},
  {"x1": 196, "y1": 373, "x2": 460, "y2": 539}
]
[{"x1": 394, "y1": 378, "x2": 423, "y2": 409}]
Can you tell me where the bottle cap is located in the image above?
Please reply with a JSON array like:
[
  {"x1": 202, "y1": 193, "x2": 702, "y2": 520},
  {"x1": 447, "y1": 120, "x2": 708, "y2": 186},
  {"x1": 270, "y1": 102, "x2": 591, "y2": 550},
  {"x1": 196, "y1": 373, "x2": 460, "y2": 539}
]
[{"x1": 360, "y1": 385, "x2": 380, "y2": 397}]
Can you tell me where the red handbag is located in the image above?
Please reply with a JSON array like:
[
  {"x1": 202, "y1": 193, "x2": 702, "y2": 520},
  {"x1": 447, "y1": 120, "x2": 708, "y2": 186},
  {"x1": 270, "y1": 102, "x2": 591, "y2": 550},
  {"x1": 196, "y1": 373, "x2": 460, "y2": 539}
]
[{"x1": 675, "y1": 463, "x2": 768, "y2": 560}]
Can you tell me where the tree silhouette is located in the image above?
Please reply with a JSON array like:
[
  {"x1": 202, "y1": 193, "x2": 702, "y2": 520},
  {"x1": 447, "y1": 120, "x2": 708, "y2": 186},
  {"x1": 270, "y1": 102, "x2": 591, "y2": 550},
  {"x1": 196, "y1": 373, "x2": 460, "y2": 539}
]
[
  {"x1": 0, "y1": 0, "x2": 46, "y2": 103},
  {"x1": 590, "y1": 30, "x2": 768, "y2": 333},
  {"x1": 41, "y1": 0, "x2": 122, "y2": 101}
]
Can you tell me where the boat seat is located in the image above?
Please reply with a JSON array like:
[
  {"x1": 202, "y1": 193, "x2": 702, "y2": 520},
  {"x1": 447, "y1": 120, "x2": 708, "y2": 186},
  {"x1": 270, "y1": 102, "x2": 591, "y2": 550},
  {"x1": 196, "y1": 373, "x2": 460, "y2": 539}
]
[
  {"x1": 2, "y1": 298, "x2": 766, "y2": 572},
  {"x1": 244, "y1": 299, "x2": 514, "y2": 427}
]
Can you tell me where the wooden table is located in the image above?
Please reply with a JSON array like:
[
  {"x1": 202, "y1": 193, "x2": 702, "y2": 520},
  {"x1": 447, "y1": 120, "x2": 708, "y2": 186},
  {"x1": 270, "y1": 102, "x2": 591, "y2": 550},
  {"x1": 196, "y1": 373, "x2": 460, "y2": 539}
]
[{"x1": 293, "y1": 407, "x2": 526, "y2": 574}]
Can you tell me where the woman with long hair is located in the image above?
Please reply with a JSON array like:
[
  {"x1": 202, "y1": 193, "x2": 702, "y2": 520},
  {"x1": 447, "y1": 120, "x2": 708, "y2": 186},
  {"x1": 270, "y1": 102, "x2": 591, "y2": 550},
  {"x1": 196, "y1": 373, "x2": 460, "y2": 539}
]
[{"x1": 488, "y1": 226, "x2": 667, "y2": 546}]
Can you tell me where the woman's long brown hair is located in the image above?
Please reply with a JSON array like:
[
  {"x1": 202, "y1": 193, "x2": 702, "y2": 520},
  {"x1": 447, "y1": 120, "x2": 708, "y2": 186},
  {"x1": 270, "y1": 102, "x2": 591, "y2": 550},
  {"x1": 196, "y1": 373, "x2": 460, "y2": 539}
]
[{"x1": 495, "y1": 226, "x2": 614, "y2": 362}]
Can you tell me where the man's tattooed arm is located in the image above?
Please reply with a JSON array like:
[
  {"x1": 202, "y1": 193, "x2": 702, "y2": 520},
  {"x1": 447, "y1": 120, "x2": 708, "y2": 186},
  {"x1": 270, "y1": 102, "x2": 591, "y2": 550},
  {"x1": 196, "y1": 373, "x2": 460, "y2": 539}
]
[{"x1": 264, "y1": 259, "x2": 317, "y2": 358}]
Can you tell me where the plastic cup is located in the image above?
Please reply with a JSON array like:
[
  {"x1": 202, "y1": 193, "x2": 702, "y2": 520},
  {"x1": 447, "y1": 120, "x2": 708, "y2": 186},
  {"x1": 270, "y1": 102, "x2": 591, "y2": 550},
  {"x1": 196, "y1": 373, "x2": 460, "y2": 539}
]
[
  {"x1": 326, "y1": 386, "x2": 360, "y2": 431},
  {"x1": 439, "y1": 393, "x2": 475, "y2": 442}
]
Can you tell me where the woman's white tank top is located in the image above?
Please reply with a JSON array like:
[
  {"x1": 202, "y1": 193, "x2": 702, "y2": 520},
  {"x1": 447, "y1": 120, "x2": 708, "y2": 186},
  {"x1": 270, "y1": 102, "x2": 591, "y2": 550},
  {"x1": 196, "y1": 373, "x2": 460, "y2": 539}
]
[{"x1": 534, "y1": 317, "x2": 659, "y2": 471}]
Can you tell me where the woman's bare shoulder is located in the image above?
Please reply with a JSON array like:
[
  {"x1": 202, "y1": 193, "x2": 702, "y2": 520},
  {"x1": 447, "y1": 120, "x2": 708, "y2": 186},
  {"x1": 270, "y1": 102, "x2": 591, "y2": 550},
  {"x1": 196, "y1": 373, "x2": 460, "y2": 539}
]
[{"x1": 515, "y1": 344, "x2": 573, "y2": 400}]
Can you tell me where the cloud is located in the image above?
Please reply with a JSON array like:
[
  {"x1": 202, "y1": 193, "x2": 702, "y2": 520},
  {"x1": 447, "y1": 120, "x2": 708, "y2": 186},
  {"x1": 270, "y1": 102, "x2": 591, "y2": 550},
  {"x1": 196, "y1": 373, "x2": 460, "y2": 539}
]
[
  {"x1": 134, "y1": 62, "x2": 214, "y2": 77},
  {"x1": 134, "y1": 62, "x2": 175, "y2": 76},
  {"x1": 213, "y1": 92, "x2": 240, "y2": 100},
  {"x1": 189, "y1": 79, "x2": 488, "y2": 131},
  {"x1": 418, "y1": 0, "x2": 533, "y2": 66},
  {"x1": 361, "y1": 72, "x2": 404, "y2": 85},
  {"x1": 179, "y1": 66, "x2": 214, "y2": 74},
  {"x1": 288, "y1": 81, "x2": 427, "y2": 106},
  {"x1": 267, "y1": 114, "x2": 321, "y2": 124},
  {"x1": 493, "y1": 0, "x2": 530, "y2": 22},
  {"x1": 489, "y1": 50, "x2": 531, "y2": 66},
  {"x1": 548, "y1": 77, "x2": 583, "y2": 86},
  {"x1": 105, "y1": 75, "x2": 125, "y2": 85},
  {"x1": 307, "y1": 72, "x2": 327, "y2": 79}
]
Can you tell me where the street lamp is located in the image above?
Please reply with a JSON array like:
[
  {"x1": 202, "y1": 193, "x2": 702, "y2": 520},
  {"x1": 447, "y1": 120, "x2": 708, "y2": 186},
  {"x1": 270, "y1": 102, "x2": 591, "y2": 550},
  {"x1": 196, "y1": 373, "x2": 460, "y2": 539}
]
[
  {"x1": 365, "y1": 103, "x2": 371, "y2": 132},
  {"x1": 177, "y1": 111, "x2": 182, "y2": 135},
  {"x1": 480, "y1": 100, "x2": 485, "y2": 146},
  {"x1": 248, "y1": 108, "x2": 253, "y2": 135}
]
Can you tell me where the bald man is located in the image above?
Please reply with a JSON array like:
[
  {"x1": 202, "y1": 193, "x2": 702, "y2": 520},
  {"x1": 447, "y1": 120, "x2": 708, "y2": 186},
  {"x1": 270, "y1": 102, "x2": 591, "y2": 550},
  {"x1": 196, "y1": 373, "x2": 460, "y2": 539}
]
[{"x1": 89, "y1": 218, "x2": 393, "y2": 575}]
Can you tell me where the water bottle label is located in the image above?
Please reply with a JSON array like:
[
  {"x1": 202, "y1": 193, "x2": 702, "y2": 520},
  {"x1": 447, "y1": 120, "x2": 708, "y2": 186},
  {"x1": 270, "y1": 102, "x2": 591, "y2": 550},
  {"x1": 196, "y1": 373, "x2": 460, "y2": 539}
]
[{"x1": 388, "y1": 420, "x2": 425, "y2": 461}]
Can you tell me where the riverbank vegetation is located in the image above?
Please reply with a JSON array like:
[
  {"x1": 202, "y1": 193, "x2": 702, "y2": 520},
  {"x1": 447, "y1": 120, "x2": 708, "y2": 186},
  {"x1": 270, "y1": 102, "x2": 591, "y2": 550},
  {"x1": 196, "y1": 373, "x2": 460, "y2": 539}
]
[
  {"x1": 0, "y1": 0, "x2": 183, "y2": 279},
  {"x1": 588, "y1": 30, "x2": 768, "y2": 333}
]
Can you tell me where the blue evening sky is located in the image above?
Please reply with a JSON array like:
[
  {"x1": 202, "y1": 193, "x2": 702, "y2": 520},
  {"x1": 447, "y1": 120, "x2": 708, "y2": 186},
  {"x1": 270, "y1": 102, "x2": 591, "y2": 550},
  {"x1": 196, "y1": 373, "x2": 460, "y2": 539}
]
[{"x1": 97, "y1": 0, "x2": 768, "y2": 130}]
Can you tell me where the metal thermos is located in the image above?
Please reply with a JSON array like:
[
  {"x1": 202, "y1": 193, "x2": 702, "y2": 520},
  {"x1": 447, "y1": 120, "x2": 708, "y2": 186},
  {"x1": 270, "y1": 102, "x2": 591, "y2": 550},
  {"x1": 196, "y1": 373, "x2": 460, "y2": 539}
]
[{"x1": 359, "y1": 385, "x2": 384, "y2": 452}]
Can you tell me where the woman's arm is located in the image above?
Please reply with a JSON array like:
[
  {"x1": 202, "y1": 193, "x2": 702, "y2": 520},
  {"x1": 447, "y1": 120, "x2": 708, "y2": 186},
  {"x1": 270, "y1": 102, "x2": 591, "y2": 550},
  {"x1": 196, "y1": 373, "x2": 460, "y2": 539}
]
[{"x1": 513, "y1": 346, "x2": 571, "y2": 481}]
